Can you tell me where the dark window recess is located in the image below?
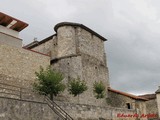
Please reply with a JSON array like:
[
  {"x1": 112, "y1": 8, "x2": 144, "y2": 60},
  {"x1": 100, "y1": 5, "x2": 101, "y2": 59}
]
[
  {"x1": 50, "y1": 58, "x2": 58, "y2": 64},
  {"x1": 67, "y1": 63, "x2": 70, "y2": 65},
  {"x1": 95, "y1": 67, "x2": 97, "y2": 69},
  {"x1": 126, "y1": 103, "x2": 131, "y2": 109}
]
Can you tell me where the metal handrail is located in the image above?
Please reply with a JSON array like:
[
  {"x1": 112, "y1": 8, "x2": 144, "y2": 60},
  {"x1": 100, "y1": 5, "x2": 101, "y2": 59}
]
[
  {"x1": 0, "y1": 82, "x2": 74, "y2": 120},
  {"x1": 45, "y1": 96, "x2": 74, "y2": 120}
]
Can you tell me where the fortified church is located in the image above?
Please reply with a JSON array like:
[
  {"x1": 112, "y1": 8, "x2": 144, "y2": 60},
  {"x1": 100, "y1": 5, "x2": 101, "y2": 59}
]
[{"x1": 0, "y1": 12, "x2": 160, "y2": 120}]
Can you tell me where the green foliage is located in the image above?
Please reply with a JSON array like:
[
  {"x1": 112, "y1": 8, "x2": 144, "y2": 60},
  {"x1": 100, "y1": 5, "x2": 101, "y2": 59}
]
[
  {"x1": 33, "y1": 66, "x2": 65, "y2": 100},
  {"x1": 68, "y1": 78, "x2": 88, "y2": 97},
  {"x1": 93, "y1": 81, "x2": 106, "y2": 99}
]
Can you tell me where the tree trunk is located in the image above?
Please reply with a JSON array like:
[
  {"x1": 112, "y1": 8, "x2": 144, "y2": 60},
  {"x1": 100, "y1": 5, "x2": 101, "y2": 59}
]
[
  {"x1": 50, "y1": 93, "x2": 53, "y2": 100},
  {"x1": 78, "y1": 95, "x2": 79, "y2": 103}
]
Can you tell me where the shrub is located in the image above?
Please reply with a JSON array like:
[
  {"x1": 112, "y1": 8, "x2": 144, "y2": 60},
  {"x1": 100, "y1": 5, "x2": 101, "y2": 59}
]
[
  {"x1": 93, "y1": 81, "x2": 106, "y2": 99},
  {"x1": 68, "y1": 78, "x2": 88, "y2": 102}
]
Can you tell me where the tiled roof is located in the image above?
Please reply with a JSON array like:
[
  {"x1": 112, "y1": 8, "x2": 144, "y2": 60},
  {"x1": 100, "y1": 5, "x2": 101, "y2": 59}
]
[
  {"x1": 138, "y1": 94, "x2": 156, "y2": 100},
  {"x1": 108, "y1": 87, "x2": 148, "y2": 101}
]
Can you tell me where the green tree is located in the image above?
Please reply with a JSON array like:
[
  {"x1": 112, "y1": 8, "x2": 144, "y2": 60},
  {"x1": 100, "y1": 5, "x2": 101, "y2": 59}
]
[
  {"x1": 68, "y1": 78, "x2": 88, "y2": 102},
  {"x1": 93, "y1": 81, "x2": 106, "y2": 99},
  {"x1": 33, "y1": 66, "x2": 65, "y2": 100}
]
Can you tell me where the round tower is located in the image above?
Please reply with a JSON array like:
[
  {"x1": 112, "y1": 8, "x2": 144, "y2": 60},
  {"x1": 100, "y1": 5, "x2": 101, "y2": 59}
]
[{"x1": 54, "y1": 22, "x2": 77, "y2": 58}]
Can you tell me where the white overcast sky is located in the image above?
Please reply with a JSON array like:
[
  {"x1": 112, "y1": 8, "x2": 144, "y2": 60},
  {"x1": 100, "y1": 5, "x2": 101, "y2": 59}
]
[{"x1": 1, "y1": 0, "x2": 160, "y2": 95}]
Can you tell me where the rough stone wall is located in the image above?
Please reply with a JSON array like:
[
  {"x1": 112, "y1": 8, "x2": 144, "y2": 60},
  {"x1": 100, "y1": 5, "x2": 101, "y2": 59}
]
[
  {"x1": 156, "y1": 94, "x2": 160, "y2": 118},
  {"x1": 31, "y1": 36, "x2": 57, "y2": 59},
  {"x1": 0, "y1": 32, "x2": 22, "y2": 48},
  {"x1": 81, "y1": 54, "x2": 109, "y2": 105},
  {"x1": 107, "y1": 91, "x2": 148, "y2": 120},
  {"x1": 57, "y1": 26, "x2": 77, "y2": 58},
  {"x1": 51, "y1": 55, "x2": 84, "y2": 104},
  {"x1": 0, "y1": 44, "x2": 50, "y2": 87},
  {"x1": 145, "y1": 99, "x2": 158, "y2": 115},
  {"x1": 76, "y1": 27, "x2": 105, "y2": 63},
  {"x1": 52, "y1": 55, "x2": 82, "y2": 79},
  {"x1": 56, "y1": 101, "x2": 138, "y2": 120},
  {"x1": 107, "y1": 91, "x2": 136, "y2": 109},
  {"x1": 0, "y1": 96, "x2": 145, "y2": 120},
  {"x1": 0, "y1": 97, "x2": 58, "y2": 120},
  {"x1": 135, "y1": 101, "x2": 147, "y2": 120},
  {"x1": 51, "y1": 54, "x2": 108, "y2": 106}
]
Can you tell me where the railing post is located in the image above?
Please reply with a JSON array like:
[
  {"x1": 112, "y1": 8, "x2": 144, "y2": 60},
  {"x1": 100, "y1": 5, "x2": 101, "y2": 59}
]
[
  {"x1": 66, "y1": 114, "x2": 68, "y2": 120},
  {"x1": 20, "y1": 88, "x2": 22, "y2": 99}
]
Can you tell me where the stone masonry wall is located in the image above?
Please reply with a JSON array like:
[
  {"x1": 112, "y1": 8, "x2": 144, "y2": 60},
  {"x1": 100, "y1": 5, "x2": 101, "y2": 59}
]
[
  {"x1": 0, "y1": 96, "x2": 146, "y2": 120},
  {"x1": 0, "y1": 44, "x2": 50, "y2": 88},
  {"x1": 51, "y1": 54, "x2": 109, "y2": 106},
  {"x1": 107, "y1": 91, "x2": 136, "y2": 109},
  {"x1": 51, "y1": 55, "x2": 84, "y2": 104},
  {"x1": 107, "y1": 91, "x2": 148, "y2": 120},
  {"x1": 145, "y1": 99, "x2": 158, "y2": 116},
  {"x1": 57, "y1": 26, "x2": 76, "y2": 58},
  {"x1": 32, "y1": 35, "x2": 58, "y2": 59},
  {"x1": 0, "y1": 97, "x2": 58, "y2": 120},
  {"x1": 81, "y1": 54, "x2": 109, "y2": 105},
  {"x1": 156, "y1": 94, "x2": 160, "y2": 118},
  {"x1": 76, "y1": 27, "x2": 106, "y2": 63},
  {"x1": 56, "y1": 101, "x2": 138, "y2": 120}
]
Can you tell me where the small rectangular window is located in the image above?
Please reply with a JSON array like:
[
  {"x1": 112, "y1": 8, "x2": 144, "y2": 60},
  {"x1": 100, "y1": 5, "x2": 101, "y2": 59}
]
[{"x1": 126, "y1": 103, "x2": 131, "y2": 109}]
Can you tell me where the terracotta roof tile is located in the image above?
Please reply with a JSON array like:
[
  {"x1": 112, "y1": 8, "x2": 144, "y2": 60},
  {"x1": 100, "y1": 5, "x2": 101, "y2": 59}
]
[
  {"x1": 108, "y1": 87, "x2": 148, "y2": 101},
  {"x1": 138, "y1": 94, "x2": 156, "y2": 100}
]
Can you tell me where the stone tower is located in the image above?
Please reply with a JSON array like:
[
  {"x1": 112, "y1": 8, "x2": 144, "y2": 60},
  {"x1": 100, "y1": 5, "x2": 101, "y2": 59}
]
[
  {"x1": 52, "y1": 22, "x2": 109, "y2": 105},
  {"x1": 26, "y1": 22, "x2": 109, "y2": 106}
]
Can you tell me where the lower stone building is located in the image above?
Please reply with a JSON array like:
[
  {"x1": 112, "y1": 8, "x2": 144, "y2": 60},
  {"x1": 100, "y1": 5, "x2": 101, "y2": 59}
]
[{"x1": 139, "y1": 87, "x2": 160, "y2": 120}]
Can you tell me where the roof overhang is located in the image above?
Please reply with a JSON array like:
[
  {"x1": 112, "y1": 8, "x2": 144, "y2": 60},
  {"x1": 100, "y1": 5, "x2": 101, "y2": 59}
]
[{"x1": 0, "y1": 12, "x2": 28, "y2": 32}]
